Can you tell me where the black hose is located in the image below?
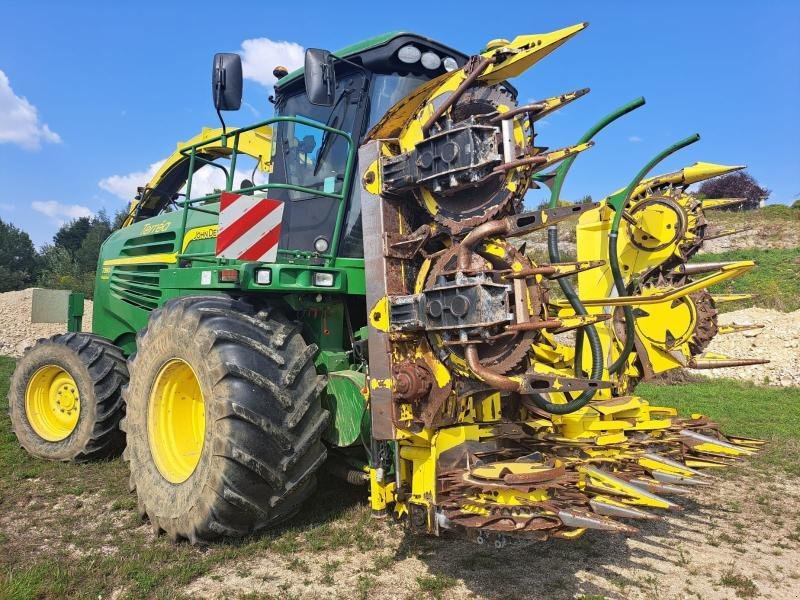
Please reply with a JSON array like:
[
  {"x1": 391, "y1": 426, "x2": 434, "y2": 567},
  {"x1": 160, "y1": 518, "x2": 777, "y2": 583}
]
[
  {"x1": 519, "y1": 227, "x2": 603, "y2": 415},
  {"x1": 606, "y1": 232, "x2": 636, "y2": 374}
]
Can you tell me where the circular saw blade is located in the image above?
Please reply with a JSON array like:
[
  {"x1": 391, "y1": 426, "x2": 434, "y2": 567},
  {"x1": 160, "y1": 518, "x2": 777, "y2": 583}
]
[
  {"x1": 424, "y1": 239, "x2": 544, "y2": 374},
  {"x1": 414, "y1": 84, "x2": 533, "y2": 234}
]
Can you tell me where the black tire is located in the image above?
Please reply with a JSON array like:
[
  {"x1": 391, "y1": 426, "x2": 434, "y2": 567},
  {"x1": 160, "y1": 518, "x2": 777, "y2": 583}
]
[
  {"x1": 8, "y1": 332, "x2": 128, "y2": 462},
  {"x1": 122, "y1": 295, "x2": 328, "y2": 543}
]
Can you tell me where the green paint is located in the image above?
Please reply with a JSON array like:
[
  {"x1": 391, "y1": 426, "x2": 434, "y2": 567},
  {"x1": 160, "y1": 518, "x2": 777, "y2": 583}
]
[
  {"x1": 89, "y1": 33, "x2": 458, "y2": 451},
  {"x1": 67, "y1": 292, "x2": 84, "y2": 333},
  {"x1": 322, "y1": 370, "x2": 367, "y2": 447},
  {"x1": 276, "y1": 32, "x2": 405, "y2": 88}
]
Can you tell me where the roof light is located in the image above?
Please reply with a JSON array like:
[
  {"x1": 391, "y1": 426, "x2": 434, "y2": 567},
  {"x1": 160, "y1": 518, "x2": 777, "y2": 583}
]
[
  {"x1": 397, "y1": 45, "x2": 421, "y2": 64},
  {"x1": 443, "y1": 57, "x2": 458, "y2": 72},
  {"x1": 421, "y1": 51, "x2": 441, "y2": 70}
]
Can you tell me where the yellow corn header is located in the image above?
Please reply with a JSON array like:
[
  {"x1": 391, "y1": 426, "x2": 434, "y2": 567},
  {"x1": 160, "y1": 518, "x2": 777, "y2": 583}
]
[{"x1": 361, "y1": 23, "x2": 765, "y2": 543}]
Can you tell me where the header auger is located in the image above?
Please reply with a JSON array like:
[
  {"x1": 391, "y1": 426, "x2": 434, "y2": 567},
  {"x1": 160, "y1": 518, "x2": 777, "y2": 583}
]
[{"x1": 9, "y1": 22, "x2": 764, "y2": 546}]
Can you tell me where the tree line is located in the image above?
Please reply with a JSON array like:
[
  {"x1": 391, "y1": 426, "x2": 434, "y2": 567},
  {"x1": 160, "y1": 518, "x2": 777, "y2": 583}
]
[{"x1": 0, "y1": 210, "x2": 126, "y2": 297}]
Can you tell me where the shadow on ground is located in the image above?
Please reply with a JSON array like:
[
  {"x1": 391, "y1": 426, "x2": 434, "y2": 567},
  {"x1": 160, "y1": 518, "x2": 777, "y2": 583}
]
[{"x1": 393, "y1": 494, "x2": 726, "y2": 600}]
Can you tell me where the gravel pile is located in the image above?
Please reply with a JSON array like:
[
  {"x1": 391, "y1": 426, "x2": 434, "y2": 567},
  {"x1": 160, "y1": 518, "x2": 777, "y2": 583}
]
[
  {"x1": 0, "y1": 288, "x2": 93, "y2": 357},
  {"x1": 689, "y1": 306, "x2": 800, "y2": 387}
]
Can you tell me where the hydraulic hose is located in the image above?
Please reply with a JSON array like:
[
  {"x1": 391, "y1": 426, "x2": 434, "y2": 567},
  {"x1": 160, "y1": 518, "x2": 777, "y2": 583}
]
[
  {"x1": 527, "y1": 98, "x2": 645, "y2": 414},
  {"x1": 605, "y1": 133, "x2": 700, "y2": 374}
]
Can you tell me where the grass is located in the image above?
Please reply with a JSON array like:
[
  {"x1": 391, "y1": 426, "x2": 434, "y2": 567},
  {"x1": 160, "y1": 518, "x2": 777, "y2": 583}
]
[
  {"x1": 0, "y1": 355, "x2": 371, "y2": 600},
  {"x1": 691, "y1": 246, "x2": 800, "y2": 312},
  {"x1": 706, "y1": 204, "x2": 799, "y2": 226},
  {"x1": 417, "y1": 574, "x2": 457, "y2": 599},
  {"x1": 719, "y1": 567, "x2": 759, "y2": 598},
  {"x1": 638, "y1": 378, "x2": 800, "y2": 475},
  {"x1": 2, "y1": 354, "x2": 799, "y2": 598}
]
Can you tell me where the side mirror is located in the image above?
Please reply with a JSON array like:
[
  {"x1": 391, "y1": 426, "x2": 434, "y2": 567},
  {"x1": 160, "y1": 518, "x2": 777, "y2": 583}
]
[
  {"x1": 304, "y1": 49, "x2": 336, "y2": 106},
  {"x1": 212, "y1": 53, "x2": 243, "y2": 111}
]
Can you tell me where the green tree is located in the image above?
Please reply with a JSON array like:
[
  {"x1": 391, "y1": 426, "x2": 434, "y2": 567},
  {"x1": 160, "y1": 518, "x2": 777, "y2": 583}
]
[
  {"x1": 74, "y1": 211, "x2": 112, "y2": 272},
  {"x1": 44, "y1": 210, "x2": 116, "y2": 298},
  {"x1": 53, "y1": 216, "x2": 92, "y2": 254},
  {"x1": 0, "y1": 218, "x2": 38, "y2": 292}
]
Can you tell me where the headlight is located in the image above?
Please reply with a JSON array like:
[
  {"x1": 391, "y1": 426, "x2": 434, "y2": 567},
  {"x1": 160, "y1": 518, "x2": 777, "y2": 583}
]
[
  {"x1": 254, "y1": 268, "x2": 272, "y2": 285},
  {"x1": 313, "y1": 272, "x2": 335, "y2": 287},
  {"x1": 314, "y1": 236, "x2": 329, "y2": 253},
  {"x1": 443, "y1": 57, "x2": 458, "y2": 72},
  {"x1": 421, "y1": 51, "x2": 441, "y2": 70},
  {"x1": 397, "y1": 45, "x2": 421, "y2": 64}
]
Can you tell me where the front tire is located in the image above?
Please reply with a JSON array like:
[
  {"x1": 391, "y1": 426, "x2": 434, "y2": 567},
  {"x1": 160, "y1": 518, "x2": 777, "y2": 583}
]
[
  {"x1": 122, "y1": 295, "x2": 328, "y2": 543},
  {"x1": 9, "y1": 333, "x2": 128, "y2": 461}
]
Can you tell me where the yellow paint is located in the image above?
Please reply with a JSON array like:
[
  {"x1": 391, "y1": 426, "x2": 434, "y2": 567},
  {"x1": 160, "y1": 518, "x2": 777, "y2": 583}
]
[
  {"x1": 477, "y1": 23, "x2": 588, "y2": 84},
  {"x1": 103, "y1": 224, "x2": 220, "y2": 268},
  {"x1": 102, "y1": 253, "x2": 178, "y2": 267},
  {"x1": 180, "y1": 224, "x2": 218, "y2": 253},
  {"x1": 369, "y1": 297, "x2": 390, "y2": 332},
  {"x1": 147, "y1": 359, "x2": 205, "y2": 484},
  {"x1": 579, "y1": 467, "x2": 673, "y2": 509},
  {"x1": 123, "y1": 125, "x2": 274, "y2": 227},
  {"x1": 25, "y1": 365, "x2": 80, "y2": 441},
  {"x1": 369, "y1": 468, "x2": 397, "y2": 511}
]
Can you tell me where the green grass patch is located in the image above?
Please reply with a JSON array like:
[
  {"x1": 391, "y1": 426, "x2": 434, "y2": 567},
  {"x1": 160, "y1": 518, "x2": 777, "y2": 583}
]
[
  {"x1": 639, "y1": 378, "x2": 800, "y2": 475},
  {"x1": 0, "y1": 355, "x2": 370, "y2": 600},
  {"x1": 417, "y1": 573, "x2": 457, "y2": 599},
  {"x1": 691, "y1": 246, "x2": 800, "y2": 312}
]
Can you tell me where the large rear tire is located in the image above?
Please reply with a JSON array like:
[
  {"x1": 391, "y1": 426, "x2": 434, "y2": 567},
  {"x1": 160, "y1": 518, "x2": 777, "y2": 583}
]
[
  {"x1": 122, "y1": 295, "x2": 328, "y2": 543},
  {"x1": 8, "y1": 333, "x2": 128, "y2": 461}
]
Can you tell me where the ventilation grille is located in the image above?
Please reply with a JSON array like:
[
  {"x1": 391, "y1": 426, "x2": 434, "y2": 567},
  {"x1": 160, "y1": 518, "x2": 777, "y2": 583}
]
[{"x1": 109, "y1": 264, "x2": 165, "y2": 310}]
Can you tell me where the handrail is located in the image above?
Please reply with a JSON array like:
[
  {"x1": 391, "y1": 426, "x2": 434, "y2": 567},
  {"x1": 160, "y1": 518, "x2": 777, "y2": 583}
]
[{"x1": 174, "y1": 115, "x2": 356, "y2": 265}]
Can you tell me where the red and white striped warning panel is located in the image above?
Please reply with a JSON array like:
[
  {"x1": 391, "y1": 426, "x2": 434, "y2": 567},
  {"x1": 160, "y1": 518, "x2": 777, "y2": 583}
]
[{"x1": 215, "y1": 192, "x2": 284, "y2": 262}]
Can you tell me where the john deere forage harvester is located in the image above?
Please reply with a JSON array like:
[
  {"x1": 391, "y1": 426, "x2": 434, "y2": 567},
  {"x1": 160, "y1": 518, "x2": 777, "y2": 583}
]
[{"x1": 9, "y1": 23, "x2": 765, "y2": 544}]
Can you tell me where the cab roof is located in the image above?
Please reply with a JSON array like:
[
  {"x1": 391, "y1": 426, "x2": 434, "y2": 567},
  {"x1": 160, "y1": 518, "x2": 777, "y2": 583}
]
[{"x1": 274, "y1": 31, "x2": 468, "y2": 90}]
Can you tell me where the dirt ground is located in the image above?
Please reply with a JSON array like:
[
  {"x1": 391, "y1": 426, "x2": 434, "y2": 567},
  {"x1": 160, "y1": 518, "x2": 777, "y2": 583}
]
[
  {"x1": 2, "y1": 465, "x2": 798, "y2": 600},
  {"x1": 183, "y1": 471, "x2": 800, "y2": 599}
]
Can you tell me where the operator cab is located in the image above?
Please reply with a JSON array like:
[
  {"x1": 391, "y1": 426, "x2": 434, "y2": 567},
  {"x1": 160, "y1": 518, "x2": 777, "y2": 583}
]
[
  {"x1": 262, "y1": 33, "x2": 468, "y2": 258},
  {"x1": 126, "y1": 34, "x2": 468, "y2": 260}
]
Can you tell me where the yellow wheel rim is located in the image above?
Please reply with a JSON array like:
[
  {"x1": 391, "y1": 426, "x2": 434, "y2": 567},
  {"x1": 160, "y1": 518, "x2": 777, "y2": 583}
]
[
  {"x1": 147, "y1": 359, "x2": 206, "y2": 484},
  {"x1": 25, "y1": 365, "x2": 81, "y2": 441}
]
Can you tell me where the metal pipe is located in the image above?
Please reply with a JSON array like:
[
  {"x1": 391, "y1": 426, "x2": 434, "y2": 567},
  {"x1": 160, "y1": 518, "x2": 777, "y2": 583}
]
[
  {"x1": 464, "y1": 345, "x2": 519, "y2": 392},
  {"x1": 421, "y1": 56, "x2": 495, "y2": 136},
  {"x1": 506, "y1": 319, "x2": 562, "y2": 332},
  {"x1": 456, "y1": 219, "x2": 508, "y2": 271},
  {"x1": 673, "y1": 261, "x2": 739, "y2": 276},
  {"x1": 492, "y1": 154, "x2": 548, "y2": 174},
  {"x1": 688, "y1": 357, "x2": 770, "y2": 369}
]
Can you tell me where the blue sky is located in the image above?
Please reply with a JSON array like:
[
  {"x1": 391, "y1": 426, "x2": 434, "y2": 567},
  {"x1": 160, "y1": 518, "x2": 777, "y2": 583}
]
[{"x1": 1, "y1": 1, "x2": 798, "y2": 246}]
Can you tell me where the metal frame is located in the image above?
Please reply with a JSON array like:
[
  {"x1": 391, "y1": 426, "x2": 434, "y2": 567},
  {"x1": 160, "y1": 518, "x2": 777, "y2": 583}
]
[{"x1": 175, "y1": 115, "x2": 356, "y2": 266}]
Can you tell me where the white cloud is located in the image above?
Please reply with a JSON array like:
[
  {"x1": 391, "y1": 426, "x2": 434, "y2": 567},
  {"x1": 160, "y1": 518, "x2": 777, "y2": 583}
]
[
  {"x1": 0, "y1": 70, "x2": 62, "y2": 150},
  {"x1": 32, "y1": 201, "x2": 93, "y2": 223},
  {"x1": 240, "y1": 37, "x2": 304, "y2": 88},
  {"x1": 98, "y1": 159, "x2": 166, "y2": 200},
  {"x1": 99, "y1": 158, "x2": 267, "y2": 202},
  {"x1": 628, "y1": 135, "x2": 643, "y2": 143}
]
